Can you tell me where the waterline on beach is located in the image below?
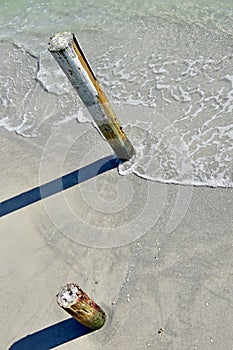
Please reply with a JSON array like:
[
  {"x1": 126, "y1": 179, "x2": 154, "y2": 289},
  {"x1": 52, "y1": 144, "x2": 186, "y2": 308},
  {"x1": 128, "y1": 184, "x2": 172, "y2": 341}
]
[{"x1": 0, "y1": 0, "x2": 232, "y2": 188}]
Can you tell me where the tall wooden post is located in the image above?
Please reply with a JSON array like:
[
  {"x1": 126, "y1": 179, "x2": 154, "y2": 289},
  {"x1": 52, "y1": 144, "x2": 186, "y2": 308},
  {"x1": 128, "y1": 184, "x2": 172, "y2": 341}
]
[{"x1": 48, "y1": 32, "x2": 136, "y2": 161}]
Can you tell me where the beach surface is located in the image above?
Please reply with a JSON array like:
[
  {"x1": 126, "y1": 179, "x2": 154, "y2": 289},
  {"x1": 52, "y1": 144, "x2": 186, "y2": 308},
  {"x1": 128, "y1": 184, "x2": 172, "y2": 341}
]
[
  {"x1": 1, "y1": 1, "x2": 233, "y2": 349},
  {"x1": 1, "y1": 125, "x2": 233, "y2": 350}
]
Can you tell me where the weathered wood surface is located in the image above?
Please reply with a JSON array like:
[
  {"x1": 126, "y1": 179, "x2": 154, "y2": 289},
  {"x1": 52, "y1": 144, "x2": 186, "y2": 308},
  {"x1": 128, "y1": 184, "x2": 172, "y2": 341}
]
[{"x1": 48, "y1": 32, "x2": 136, "y2": 160}]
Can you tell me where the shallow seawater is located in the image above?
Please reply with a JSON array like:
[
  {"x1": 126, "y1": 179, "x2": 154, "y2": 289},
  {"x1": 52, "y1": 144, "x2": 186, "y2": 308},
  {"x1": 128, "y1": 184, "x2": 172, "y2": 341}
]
[{"x1": 0, "y1": 0, "x2": 232, "y2": 187}]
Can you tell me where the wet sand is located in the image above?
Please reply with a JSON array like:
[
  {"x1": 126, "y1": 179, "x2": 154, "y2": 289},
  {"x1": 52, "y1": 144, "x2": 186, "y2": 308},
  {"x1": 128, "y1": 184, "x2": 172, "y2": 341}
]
[{"x1": 1, "y1": 125, "x2": 233, "y2": 350}]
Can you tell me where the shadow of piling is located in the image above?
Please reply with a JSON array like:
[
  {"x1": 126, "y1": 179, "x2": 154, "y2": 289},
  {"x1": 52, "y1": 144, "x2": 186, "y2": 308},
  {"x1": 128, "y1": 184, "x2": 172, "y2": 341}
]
[
  {"x1": 9, "y1": 318, "x2": 92, "y2": 350},
  {"x1": 1, "y1": 155, "x2": 121, "y2": 217}
]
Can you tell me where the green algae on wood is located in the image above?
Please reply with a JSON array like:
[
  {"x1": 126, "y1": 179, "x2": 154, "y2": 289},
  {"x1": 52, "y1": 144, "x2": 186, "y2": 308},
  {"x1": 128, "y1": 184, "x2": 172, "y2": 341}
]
[{"x1": 56, "y1": 283, "x2": 106, "y2": 330}]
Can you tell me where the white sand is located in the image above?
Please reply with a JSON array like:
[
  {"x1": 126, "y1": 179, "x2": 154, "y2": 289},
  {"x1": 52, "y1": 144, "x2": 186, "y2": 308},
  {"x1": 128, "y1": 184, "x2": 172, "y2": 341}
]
[{"x1": 1, "y1": 125, "x2": 233, "y2": 350}]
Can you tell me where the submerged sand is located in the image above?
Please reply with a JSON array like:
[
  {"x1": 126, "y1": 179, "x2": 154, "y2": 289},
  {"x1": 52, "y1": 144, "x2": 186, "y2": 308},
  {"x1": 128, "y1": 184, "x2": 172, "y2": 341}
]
[{"x1": 1, "y1": 124, "x2": 233, "y2": 350}]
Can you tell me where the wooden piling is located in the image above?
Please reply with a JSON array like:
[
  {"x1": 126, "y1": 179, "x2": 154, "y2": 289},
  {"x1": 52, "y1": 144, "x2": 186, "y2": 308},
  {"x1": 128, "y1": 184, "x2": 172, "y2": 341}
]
[
  {"x1": 48, "y1": 32, "x2": 135, "y2": 161},
  {"x1": 56, "y1": 283, "x2": 106, "y2": 330}
]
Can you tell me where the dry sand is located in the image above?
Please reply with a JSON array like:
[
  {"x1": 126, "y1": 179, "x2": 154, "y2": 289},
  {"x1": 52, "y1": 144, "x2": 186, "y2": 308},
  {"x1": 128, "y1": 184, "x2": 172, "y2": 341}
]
[{"x1": 1, "y1": 124, "x2": 233, "y2": 350}]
